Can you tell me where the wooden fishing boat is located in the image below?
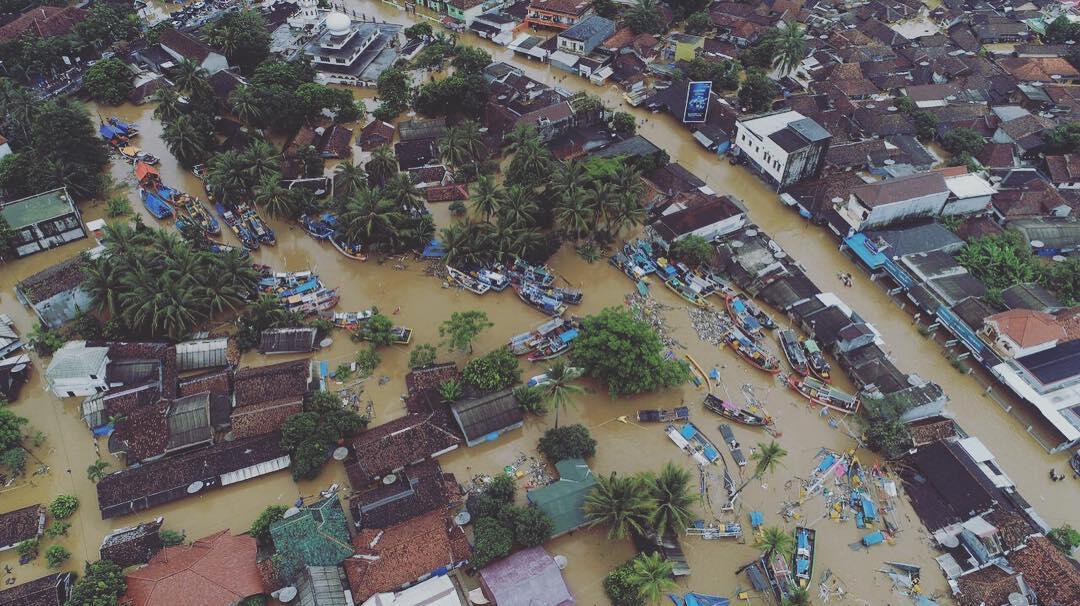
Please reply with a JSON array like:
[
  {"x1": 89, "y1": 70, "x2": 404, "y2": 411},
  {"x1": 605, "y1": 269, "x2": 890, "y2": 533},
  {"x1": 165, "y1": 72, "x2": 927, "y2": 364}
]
[
  {"x1": 176, "y1": 193, "x2": 220, "y2": 235},
  {"x1": 390, "y1": 326, "x2": 412, "y2": 345},
  {"x1": 666, "y1": 422, "x2": 722, "y2": 465},
  {"x1": 718, "y1": 424, "x2": 747, "y2": 467},
  {"x1": 786, "y1": 374, "x2": 860, "y2": 414},
  {"x1": 778, "y1": 329, "x2": 809, "y2": 376},
  {"x1": 214, "y1": 202, "x2": 259, "y2": 250},
  {"x1": 319, "y1": 309, "x2": 376, "y2": 330},
  {"x1": 300, "y1": 213, "x2": 336, "y2": 240},
  {"x1": 793, "y1": 527, "x2": 816, "y2": 587},
  {"x1": 99, "y1": 123, "x2": 130, "y2": 146},
  {"x1": 637, "y1": 407, "x2": 690, "y2": 422},
  {"x1": 140, "y1": 189, "x2": 173, "y2": 220},
  {"x1": 508, "y1": 318, "x2": 566, "y2": 356},
  {"x1": 801, "y1": 338, "x2": 832, "y2": 382},
  {"x1": 526, "y1": 324, "x2": 579, "y2": 362},
  {"x1": 446, "y1": 266, "x2": 492, "y2": 296},
  {"x1": 108, "y1": 117, "x2": 138, "y2": 137},
  {"x1": 239, "y1": 203, "x2": 275, "y2": 246},
  {"x1": 625, "y1": 242, "x2": 657, "y2": 274},
  {"x1": 259, "y1": 270, "x2": 315, "y2": 294},
  {"x1": 725, "y1": 327, "x2": 781, "y2": 374},
  {"x1": 610, "y1": 252, "x2": 647, "y2": 282},
  {"x1": 726, "y1": 295, "x2": 765, "y2": 340},
  {"x1": 745, "y1": 298, "x2": 777, "y2": 329},
  {"x1": 531, "y1": 283, "x2": 583, "y2": 305},
  {"x1": 686, "y1": 521, "x2": 743, "y2": 540},
  {"x1": 514, "y1": 283, "x2": 567, "y2": 316},
  {"x1": 475, "y1": 268, "x2": 511, "y2": 292},
  {"x1": 665, "y1": 276, "x2": 709, "y2": 307},
  {"x1": 702, "y1": 393, "x2": 771, "y2": 426},
  {"x1": 330, "y1": 232, "x2": 367, "y2": 261},
  {"x1": 509, "y1": 258, "x2": 555, "y2": 286},
  {"x1": 285, "y1": 287, "x2": 339, "y2": 314}
]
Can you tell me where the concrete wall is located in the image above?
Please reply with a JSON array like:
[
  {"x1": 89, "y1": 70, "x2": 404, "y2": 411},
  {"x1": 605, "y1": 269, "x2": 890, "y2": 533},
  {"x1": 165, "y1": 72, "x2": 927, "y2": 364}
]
[
  {"x1": 862, "y1": 192, "x2": 950, "y2": 228},
  {"x1": 782, "y1": 142, "x2": 828, "y2": 188},
  {"x1": 735, "y1": 123, "x2": 790, "y2": 187},
  {"x1": 942, "y1": 194, "x2": 992, "y2": 216}
]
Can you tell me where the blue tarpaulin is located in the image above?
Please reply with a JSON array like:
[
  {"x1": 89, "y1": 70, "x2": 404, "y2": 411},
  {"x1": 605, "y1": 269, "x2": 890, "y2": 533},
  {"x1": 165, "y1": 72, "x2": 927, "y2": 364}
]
[
  {"x1": 863, "y1": 531, "x2": 884, "y2": 546},
  {"x1": 422, "y1": 239, "x2": 446, "y2": 258},
  {"x1": 861, "y1": 495, "x2": 877, "y2": 520},
  {"x1": 844, "y1": 233, "x2": 887, "y2": 269},
  {"x1": 559, "y1": 329, "x2": 579, "y2": 343},
  {"x1": 99, "y1": 124, "x2": 121, "y2": 139},
  {"x1": 750, "y1": 511, "x2": 764, "y2": 527},
  {"x1": 817, "y1": 453, "x2": 836, "y2": 473}
]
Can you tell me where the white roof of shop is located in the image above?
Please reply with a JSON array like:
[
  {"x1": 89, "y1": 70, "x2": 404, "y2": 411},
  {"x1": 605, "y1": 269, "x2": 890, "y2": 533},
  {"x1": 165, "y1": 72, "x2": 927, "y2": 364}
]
[
  {"x1": 990, "y1": 362, "x2": 1080, "y2": 443},
  {"x1": 45, "y1": 341, "x2": 109, "y2": 381},
  {"x1": 738, "y1": 110, "x2": 807, "y2": 137},
  {"x1": 362, "y1": 575, "x2": 461, "y2": 606},
  {"x1": 945, "y1": 174, "x2": 995, "y2": 199}
]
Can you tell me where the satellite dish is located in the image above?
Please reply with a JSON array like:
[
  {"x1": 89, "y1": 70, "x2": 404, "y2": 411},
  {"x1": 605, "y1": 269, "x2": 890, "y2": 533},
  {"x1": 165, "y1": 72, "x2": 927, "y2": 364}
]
[
  {"x1": 332, "y1": 446, "x2": 349, "y2": 460},
  {"x1": 383, "y1": 473, "x2": 398, "y2": 485},
  {"x1": 187, "y1": 481, "x2": 204, "y2": 494},
  {"x1": 1008, "y1": 592, "x2": 1028, "y2": 606},
  {"x1": 887, "y1": 106, "x2": 898, "y2": 112},
  {"x1": 885, "y1": 159, "x2": 896, "y2": 165},
  {"x1": 10, "y1": 364, "x2": 25, "y2": 373},
  {"x1": 1052, "y1": 255, "x2": 1066, "y2": 262},
  {"x1": 278, "y1": 586, "x2": 298, "y2": 603},
  {"x1": 320, "y1": 338, "x2": 333, "y2": 348},
  {"x1": 454, "y1": 511, "x2": 472, "y2": 525},
  {"x1": 554, "y1": 555, "x2": 568, "y2": 569},
  {"x1": 731, "y1": 241, "x2": 744, "y2": 248},
  {"x1": 284, "y1": 507, "x2": 301, "y2": 518},
  {"x1": 745, "y1": 229, "x2": 758, "y2": 237},
  {"x1": 940, "y1": 534, "x2": 960, "y2": 548},
  {"x1": 832, "y1": 197, "x2": 844, "y2": 204},
  {"x1": 1030, "y1": 240, "x2": 1044, "y2": 248},
  {"x1": 774, "y1": 251, "x2": 787, "y2": 259}
]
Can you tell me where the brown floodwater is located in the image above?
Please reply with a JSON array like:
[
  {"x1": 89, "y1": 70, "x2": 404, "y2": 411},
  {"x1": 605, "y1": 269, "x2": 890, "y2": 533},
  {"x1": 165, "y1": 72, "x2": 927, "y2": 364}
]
[{"x1": 1, "y1": 8, "x2": 1077, "y2": 604}]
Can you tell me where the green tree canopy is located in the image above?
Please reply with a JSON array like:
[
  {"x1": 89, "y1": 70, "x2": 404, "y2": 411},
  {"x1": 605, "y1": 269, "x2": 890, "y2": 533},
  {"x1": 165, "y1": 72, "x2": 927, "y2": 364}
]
[
  {"x1": 67, "y1": 560, "x2": 127, "y2": 605},
  {"x1": 538, "y1": 424, "x2": 597, "y2": 462},
  {"x1": 440, "y1": 310, "x2": 493, "y2": 353},
  {"x1": 204, "y1": 10, "x2": 272, "y2": 73},
  {"x1": 375, "y1": 67, "x2": 413, "y2": 121},
  {"x1": 572, "y1": 307, "x2": 689, "y2": 396},
  {"x1": 452, "y1": 46, "x2": 493, "y2": 74},
  {"x1": 462, "y1": 348, "x2": 520, "y2": 391},
  {"x1": 471, "y1": 518, "x2": 514, "y2": 567},
  {"x1": 942, "y1": 127, "x2": 986, "y2": 157},
  {"x1": 670, "y1": 235, "x2": 713, "y2": 266},
  {"x1": 84, "y1": 58, "x2": 133, "y2": 105},
  {"x1": 737, "y1": 68, "x2": 779, "y2": 113}
]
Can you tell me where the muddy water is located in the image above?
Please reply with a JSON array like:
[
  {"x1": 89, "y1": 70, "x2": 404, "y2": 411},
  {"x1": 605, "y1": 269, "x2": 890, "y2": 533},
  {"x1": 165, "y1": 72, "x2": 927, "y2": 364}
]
[{"x1": 0, "y1": 12, "x2": 1075, "y2": 603}]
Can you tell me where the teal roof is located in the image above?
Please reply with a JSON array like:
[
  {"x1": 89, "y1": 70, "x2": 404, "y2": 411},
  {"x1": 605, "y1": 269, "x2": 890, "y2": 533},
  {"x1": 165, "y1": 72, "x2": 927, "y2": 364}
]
[
  {"x1": 526, "y1": 458, "x2": 596, "y2": 536},
  {"x1": 269, "y1": 496, "x2": 353, "y2": 583},
  {"x1": 0, "y1": 188, "x2": 75, "y2": 229}
]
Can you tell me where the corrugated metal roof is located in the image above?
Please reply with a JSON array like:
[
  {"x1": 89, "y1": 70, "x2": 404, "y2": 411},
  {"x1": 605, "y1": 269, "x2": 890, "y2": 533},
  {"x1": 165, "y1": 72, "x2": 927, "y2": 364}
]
[
  {"x1": 450, "y1": 389, "x2": 523, "y2": 442},
  {"x1": 175, "y1": 338, "x2": 229, "y2": 371},
  {"x1": 45, "y1": 341, "x2": 109, "y2": 381}
]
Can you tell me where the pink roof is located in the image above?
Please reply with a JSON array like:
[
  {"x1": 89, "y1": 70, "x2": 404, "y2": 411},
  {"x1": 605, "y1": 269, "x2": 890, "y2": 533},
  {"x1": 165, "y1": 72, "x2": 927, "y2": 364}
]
[
  {"x1": 479, "y1": 547, "x2": 574, "y2": 606},
  {"x1": 122, "y1": 531, "x2": 264, "y2": 606}
]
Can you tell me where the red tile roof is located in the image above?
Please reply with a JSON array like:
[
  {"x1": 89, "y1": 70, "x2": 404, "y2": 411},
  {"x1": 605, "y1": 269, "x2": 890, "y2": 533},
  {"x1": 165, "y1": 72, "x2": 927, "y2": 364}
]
[
  {"x1": 985, "y1": 309, "x2": 1066, "y2": 348},
  {"x1": 1045, "y1": 154, "x2": 1080, "y2": 184},
  {"x1": 344, "y1": 510, "x2": 470, "y2": 602},
  {"x1": 159, "y1": 28, "x2": 217, "y2": 63},
  {"x1": 0, "y1": 504, "x2": 43, "y2": 548},
  {"x1": 122, "y1": 531, "x2": 265, "y2": 606},
  {"x1": 349, "y1": 413, "x2": 461, "y2": 483},
  {"x1": 425, "y1": 184, "x2": 469, "y2": 203},
  {"x1": 0, "y1": 6, "x2": 86, "y2": 42},
  {"x1": 1008, "y1": 536, "x2": 1080, "y2": 606}
]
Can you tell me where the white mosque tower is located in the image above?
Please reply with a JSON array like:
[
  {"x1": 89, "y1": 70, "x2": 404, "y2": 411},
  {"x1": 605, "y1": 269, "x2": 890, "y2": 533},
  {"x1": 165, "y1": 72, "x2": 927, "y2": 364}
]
[{"x1": 289, "y1": 0, "x2": 323, "y2": 29}]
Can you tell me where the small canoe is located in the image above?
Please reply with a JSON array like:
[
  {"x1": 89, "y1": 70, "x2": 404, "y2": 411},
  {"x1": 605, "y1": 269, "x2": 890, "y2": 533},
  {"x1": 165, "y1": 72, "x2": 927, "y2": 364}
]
[{"x1": 330, "y1": 232, "x2": 367, "y2": 261}]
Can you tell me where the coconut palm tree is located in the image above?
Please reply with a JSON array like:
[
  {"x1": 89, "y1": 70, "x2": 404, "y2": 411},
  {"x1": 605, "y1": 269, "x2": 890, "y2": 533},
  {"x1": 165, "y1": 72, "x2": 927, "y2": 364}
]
[
  {"x1": 470, "y1": 175, "x2": 503, "y2": 220},
  {"x1": 505, "y1": 124, "x2": 540, "y2": 157},
  {"x1": 254, "y1": 175, "x2": 293, "y2": 218},
  {"x1": 508, "y1": 137, "x2": 552, "y2": 188},
  {"x1": 439, "y1": 120, "x2": 484, "y2": 168},
  {"x1": 647, "y1": 462, "x2": 699, "y2": 537},
  {"x1": 171, "y1": 59, "x2": 209, "y2": 96},
  {"x1": 339, "y1": 188, "x2": 405, "y2": 251},
  {"x1": 583, "y1": 181, "x2": 618, "y2": 232},
  {"x1": 229, "y1": 85, "x2": 262, "y2": 126},
  {"x1": 384, "y1": 172, "x2": 425, "y2": 214},
  {"x1": 549, "y1": 159, "x2": 590, "y2": 203},
  {"x1": 247, "y1": 294, "x2": 290, "y2": 329},
  {"x1": 771, "y1": 20, "x2": 807, "y2": 77},
  {"x1": 243, "y1": 140, "x2": 281, "y2": 185},
  {"x1": 584, "y1": 472, "x2": 654, "y2": 540},
  {"x1": 627, "y1": 552, "x2": 677, "y2": 604},
  {"x1": 754, "y1": 525, "x2": 795, "y2": 562},
  {"x1": 610, "y1": 193, "x2": 648, "y2": 236},
  {"x1": 150, "y1": 87, "x2": 183, "y2": 122},
  {"x1": 214, "y1": 248, "x2": 259, "y2": 295},
  {"x1": 82, "y1": 255, "x2": 123, "y2": 317},
  {"x1": 334, "y1": 160, "x2": 368, "y2": 202},
  {"x1": 205, "y1": 151, "x2": 249, "y2": 204},
  {"x1": 162, "y1": 114, "x2": 209, "y2": 168},
  {"x1": 731, "y1": 440, "x2": 788, "y2": 502},
  {"x1": 499, "y1": 185, "x2": 539, "y2": 228},
  {"x1": 541, "y1": 361, "x2": 584, "y2": 428},
  {"x1": 554, "y1": 196, "x2": 591, "y2": 241},
  {"x1": 366, "y1": 145, "x2": 399, "y2": 187},
  {"x1": 440, "y1": 221, "x2": 490, "y2": 268}
]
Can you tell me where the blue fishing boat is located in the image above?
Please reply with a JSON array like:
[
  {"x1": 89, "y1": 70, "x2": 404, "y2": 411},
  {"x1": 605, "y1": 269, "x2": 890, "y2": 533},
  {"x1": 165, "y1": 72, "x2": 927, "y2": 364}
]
[
  {"x1": 140, "y1": 189, "x2": 173, "y2": 220},
  {"x1": 669, "y1": 593, "x2": 729, "y2": 606},
  {"x1": 666, "y1": 422, "x2": 721, "y2": 465},
  {"x1": 526, "y1": 324, "x2": 579, "y2": 362},
  {"x1": 99, "y1": 123, "x2": 128, "y2": 145},
  {"x1": 176, "y1": 193, "x2": 220, "y2": 236},
  {"x1": 239, "y1": 204, "x2": 275, "y2": 245},
  {"x1": 531, "y1": 282, "x2": 583, "y2": 304},
  {"x1": 108, "y1": 117, "x2": 138, "y2": 136},
  {"x1": 300, "y1": 213, "x2": 335, "y2": 240},
  {"x1": 214, "y1": 202, "x2": 259, "y2": 251},
  {"x1": 514, "y1": 283, "x2": 566, "y2": 316},
  {"x1": 510, "y1": 258, "x2": 556, "y2": 286},
  {"x1": 726, "y1": 295, "x2": 764, "y2": 340},
  {"x1": 793, "y1": 527, "x2": 816, "y2": 587}
]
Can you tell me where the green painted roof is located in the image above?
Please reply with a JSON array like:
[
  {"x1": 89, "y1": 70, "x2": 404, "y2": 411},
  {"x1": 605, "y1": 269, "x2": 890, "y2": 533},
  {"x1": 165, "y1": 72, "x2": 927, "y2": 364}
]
[
  {"x1": 0, "y1": 189, "x2": 74, "y2": 229},
  {"x1": 527, "y1": 458, "x2": 596, "y2": 536},
  {"x1": 269, "y1": 496, "x2": 353, "y2": 583}
]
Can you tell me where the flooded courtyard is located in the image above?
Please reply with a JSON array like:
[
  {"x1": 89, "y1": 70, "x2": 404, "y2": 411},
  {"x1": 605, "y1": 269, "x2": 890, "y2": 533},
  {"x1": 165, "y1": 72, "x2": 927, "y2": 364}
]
[{"x1": 1, "y1": 4, "x2": 1078, "y2": 603}]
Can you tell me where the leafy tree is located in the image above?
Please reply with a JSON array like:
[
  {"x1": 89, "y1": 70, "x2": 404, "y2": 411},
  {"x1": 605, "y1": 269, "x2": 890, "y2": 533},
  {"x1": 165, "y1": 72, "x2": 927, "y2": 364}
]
[
  {"x1": 771, "y1": 20, "x2": 807, "y2": 76},
  {"x1": 163, "y1": 113, "x2": 215, "y2": 167},
  {"x1": 0, "y1": 404, "x2": 29, "y2": 451},
  {"x1": 740, "y1": 34, "x2": 777, "y2": 70},
  {"x1": 1044, "y1": 121, "x2": 1080, "y2": 153},
  {"x1": 895, "y1": 95, "x2": 917, "y2": 114},
  {"x1": 754, "y1": 525, "x2": 795, "y2": 562},
  {"x1": 625, "y1": 0, "x2": 663, "y2": 34},
  {"x1": 730, "y1": 441, "x2": 787, "y2": 502},
  {"x1": 16, "y1": 538, "x2": 38, "y2": 560},
  {"x1": 670, "y1": 235, "x2": 713, "y2": 266},
  {"x1": 684, "y1": 11, "x2": 712, "y2": 34},
  {"x1": 203, "y1": 10, "x2": 272, "y2": 73},
  {"x1": 356, "y1": 313, "x2": 394, "y2": 347},
  {"x1": 375, "y1": 67, "x2": 413, "y2": 120},
  {"x1": 612, "y1": 112, "x2": 636, "y2": 136},
  {"x1": 355, "y1": 347, "x2": 382, "y2": 377},
  {"x1": 462, "y1": 348, "x2": 520, "y2": 391},
  {"x1": 440, "y1": 120, "x2": 485, "y2": 169},
  {"x1": 48, "y1": 495, "x2": 79, "y2": 519},
  {"x1": 1049, "y1": 524, "x2": 1080, "y2": 554},
  {"x1": 0, "y1": 215, "x2": 16, "y2": 259},
  {"x1": 281, "y1": 409, "x2": 367, "y2": 479},
  {"x1": 540, "y1": 362, "x2": 584, "y2": 428},
  {"x1": 942, "y1": 127, "x2": 986, "y2": 157},
  {"x1": 366, "y1": 145, "x2": 399, "y2": 187},
  {"x1": 593, "y1": 0, "x2": 621, "y2": 18},
  {"x1": 955, "y1": 231, "x2": 1040, "y2": 291},
  {"x1": 510, "y1": 506, "x2": 553, "y2": 547},
  {"x1": 45, "y1": 544, "x2": 70, "y2": 568},
  {"x1": 158, "y1": 529, "x2": 185, "y2": 546},
  {"x1": 471, "y1": 518, "x2": 513, "y2": 567},
  {"x1": 1046, "y1": 15, "x2": 1080, "y2": 43},
  {"x1": 413, "y1": 73, "x2": 489, "y2": 118},
  {"x1": 440, "y1": 310, "x2": 493, "y2": 353},
  {"x1": 1042, "y1": 257, "x2": 1080, "y2": 306},
  {"x1": 438, "y1": 378, "x2": 463, "y2": 402},
  {"x1": 452, "y1": 46, "x2": 493, "y2": 74},
  {"x1": 106, "y1": 195, "x2": 132, "y2": 218},
  {"x1": 404, "y1": 22, "x2": 433, "y2": 40},
  {"x1": 66, "y1": 560, "x2": 126, "y2": 606},
  {"x1": 409, "y1": 344, "x2": 438, "y2": 369},
  {"x1": 513, "y1": 385, "x2": 546, "y2": 414},
  {"x1": 783, "y1": 586, "x2": 811, "y2": 606},
  {"x1": 470, "y1": 175, "x2": 505, "y2": 219},
  {"x1": 45, "y1": 521, "x2": 70, "y2": 538},
  {"x1": 583, "y1": 472, "x2": 654, "y2": 540},
  {"x1": 860, "y1": 398, "x2": 912, "y2": 459},
  {"x1": 87, "y1": 459, "x2": 109, "y2": 483},
  {"x1": 572, "y1": 308, "x2": 689, "y2": 396},
  {"x1": 28, "y1": 322, "x2": 64, "y2": 355},
  {"x1": 646, "y1": 462, "x2": 698, "y2": 537},
  {"x1": 913, "y1": 111, "x2": 938, "y2": 141},
  {"x1": 83, "y1": 58, "x2": 133, "y2": 105},
  {"x1": 249, "y1": 504, "x2": 288, "y2": 541},
  {"x1": 0, "y1": 447, "x2": 26, "y2": 475},
  {"x1": 538, "y1": 424, "x2": 597, "y2": 462},
  {"x1": 628, "y1": 552, "x2": 677, "y2": 604},
  {"x1": 486, "y1": 473, "x2": 517, "y2": 503},
  {"x1": 737, "y1": 68, "x2": 778, "y2": 113},
  {"x1": 604, "y1": 559, "x2": 646, "y2": 606}
]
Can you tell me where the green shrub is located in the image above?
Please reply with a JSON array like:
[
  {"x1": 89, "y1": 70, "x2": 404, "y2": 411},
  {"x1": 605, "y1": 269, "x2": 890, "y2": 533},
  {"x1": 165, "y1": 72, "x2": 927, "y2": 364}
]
[
  {"x1": 1049, "y1": 524, "x2": 1080, "y2": 554},
  {"x1": 438, "y1": 378, "x2": 463, "y2": 402},
  {"x1": 250, "y1": 504, "x2": 288, "y2": 540},
  {"x1": 486, "y1": 473, "x2": 517, "y2": 503},
  {"x1": 462, "y1": 348, "x2": 520, "y2": 392},
  {"x1": 15, "y1": 538, "x2": 38, "y2": 560},
  {"x1": 538, "y1": 424, "x2": 597, "y2": 462},
  {"x1": 45, "y1": 544, "x2": 70, "y2": 568},
  {"x1": 470, "y1": 518, "x2": 513, "y2": 568},
  {"x1": 513, "y1": 385, "x2": 546, "y2": 414},
  {"x1": 48, "y1": 495, "x2": 79, "y2": 519},
  {"x1": 604, "y1": 560, "x2": 646, "y2": 606},
  {"x1": 355, "y1": 347, "x2": 381, "y2": 377},
  {"x1": 509, "y1": 506, "x2": 553, "y2": 547},
  {"x1": 409, "y1": 343, "x2": 438, "y2": 369},
  {"x1": 159, "y1": 529, "x2": 186, "y2": 546},
  {"x1": 45, "y1": 521, "x2": 70, "y2": 538}
]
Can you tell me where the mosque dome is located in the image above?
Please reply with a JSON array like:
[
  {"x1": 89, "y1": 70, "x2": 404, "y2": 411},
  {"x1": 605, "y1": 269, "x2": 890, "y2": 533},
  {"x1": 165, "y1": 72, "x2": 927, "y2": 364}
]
[{"x1": 326, "y1": 12, "x2": 351, "y2": 36}]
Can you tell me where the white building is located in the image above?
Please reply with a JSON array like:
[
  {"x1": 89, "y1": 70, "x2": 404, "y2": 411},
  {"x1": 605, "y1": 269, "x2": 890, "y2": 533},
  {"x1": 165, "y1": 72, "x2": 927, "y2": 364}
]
[
  {"x1": 302, "y1": 13, "x2": 401, "y2": 86},
  {"x1": 943, "y1": 173, "x2": 995, "y2": 216},
  {"x1": 44, "y1": 341, "x2": 110, "y2": 398},
  {"x1": 158, "y1": 28, "x2": 229, "y2": 74},
  {"x1": 734, "y1": 110, "x2": 832, "y2": 190},
  {"x1": 362, "y1": 573, "x2": 462, "y2": 606},
  {"x1": 839, "y1": 172, "x2": 950, "y2": 230},
  {"x1": 647, "y1": 191, "x2": 747, "y2": 246},
  {"x1": 981, "y1": 309, "x2": 1065, "y2": 359}
]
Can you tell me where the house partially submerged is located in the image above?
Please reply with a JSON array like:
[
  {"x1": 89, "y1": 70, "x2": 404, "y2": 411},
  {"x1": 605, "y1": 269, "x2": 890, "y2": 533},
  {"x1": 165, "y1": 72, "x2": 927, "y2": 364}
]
[
  {"x1": 527, "y1": 458, "x2": 596, "y2": 536},
  {"x1": 268, "y1": 495, "x2": 353, "y2": 583},
  {"x1": 0, "y1": 504, "x2": 44, "y2": 552},
  {"x1": 259, "y1": 327, "x2": 317, "y2": 354},
  {"x1": 0, "y1": 573, "x2": 74, "y2": 606},
  {"x1": 0, "y1": 187, "x2": 85, "y2": 258},
  {"x1": 478, "y1": 547, "x2": 575, "y2": 606},
  {"x1": 99, "y1": 518, "x2": 164, "y2": 568},
  {"x1": 449, "y1": 389, "x2": 524, "y2": 446},
  {"x1": 230, "y1": 360, "x2": 311, "y2": 439},
  {"x1": 15, "y1": 250, "x2": 96, "y2": 329}
]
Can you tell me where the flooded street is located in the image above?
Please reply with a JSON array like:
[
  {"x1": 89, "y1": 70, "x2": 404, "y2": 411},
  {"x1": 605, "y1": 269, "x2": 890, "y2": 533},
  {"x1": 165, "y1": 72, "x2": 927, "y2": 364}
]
[{"x1": 0, "y1": 6, "x2": 1077, "y2": 604}]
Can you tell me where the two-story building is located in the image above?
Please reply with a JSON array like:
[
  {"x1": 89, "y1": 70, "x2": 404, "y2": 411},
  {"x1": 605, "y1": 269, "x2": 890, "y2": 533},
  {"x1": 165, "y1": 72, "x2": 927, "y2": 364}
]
[
  {"x1": 158, "y1": 28, "x2": 229, "y2": 74},
  {"x1": 525, "y1": 0, "x2": 594, "y2": 30},
  {"x1": 0, "y1": 188, "x2": 85, "y2": 259},
  {"x1": 556, "y1": 15, "x2": 616, "y2": 55},
  {"x1": 839, "y1": 172, "x2": 950, "y2": 231},
  {"x1": 303, "y1": 13, "x2": 401, "y2": 87},
  {"x1": 981, "y1": 309, "x2": 1066, "y2": 359},
  {"x1": 734, "y1": 111, "x2": 832, "y2": 191}
]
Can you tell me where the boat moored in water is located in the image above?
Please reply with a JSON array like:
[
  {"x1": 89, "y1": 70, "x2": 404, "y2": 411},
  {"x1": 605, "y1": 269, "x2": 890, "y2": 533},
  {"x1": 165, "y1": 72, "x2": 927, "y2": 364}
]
[
  {"x1": 793, "y1": 527, "x2": 816, "y2": 587},
  {"x1": 778, "y1": 329, "x2": 809, "y2": 376},
  {"x1": 702, "y1": 393, "x2": 771, "y2": 426},
  {"x1": 446, "y1": 266, "x2": 492, "y2": 295},
  {"x1": 526, "y1": 323, "x2": 579, "y2": 362},
  {"x1": 330, "y1": 232, "x2": 367, "y2": 261},
  {"x1": 725, "y1": 327, "x2": 781, "y2": 374},
  {"x1": 786, "y1": 374, "x2": 860, "y2": 414},
  {"x1": 300, "y1": 213, "x2": 336, "y2": 240},
  {"x1": 319, "y1": 309, "x2": 376, "y2": 330},
  {"x1": 726, "y1": 295, "x2": 765, "y2": 340},
  {"x1": 514, "y1": 283, "x2": 567, "y2": 316},
  {"x1": 802, "y1": 338, "x2": 832, "y2": 382},
  {"x1": 637, "y1": 407, "x2": 690, "y2": 422},
  {"x1": 508, "y1": 317, "x2": 566, "y2": 355}
]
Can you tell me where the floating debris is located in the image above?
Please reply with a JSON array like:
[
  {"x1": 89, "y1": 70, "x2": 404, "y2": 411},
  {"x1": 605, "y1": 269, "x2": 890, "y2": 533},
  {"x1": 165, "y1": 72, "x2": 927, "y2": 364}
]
[
  {"x1": 688, "y1": 306, "x2": 732, "y2": 346},
  {"x1": 626, "y1": 292, "x2": 679, "y2": 348}
]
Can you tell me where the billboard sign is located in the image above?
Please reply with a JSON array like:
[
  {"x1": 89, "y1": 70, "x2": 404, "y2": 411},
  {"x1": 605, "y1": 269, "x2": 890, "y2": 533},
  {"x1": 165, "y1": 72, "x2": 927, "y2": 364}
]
[{"x1": 683, "y1": 80, "x2": 712, "y2": 123}]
